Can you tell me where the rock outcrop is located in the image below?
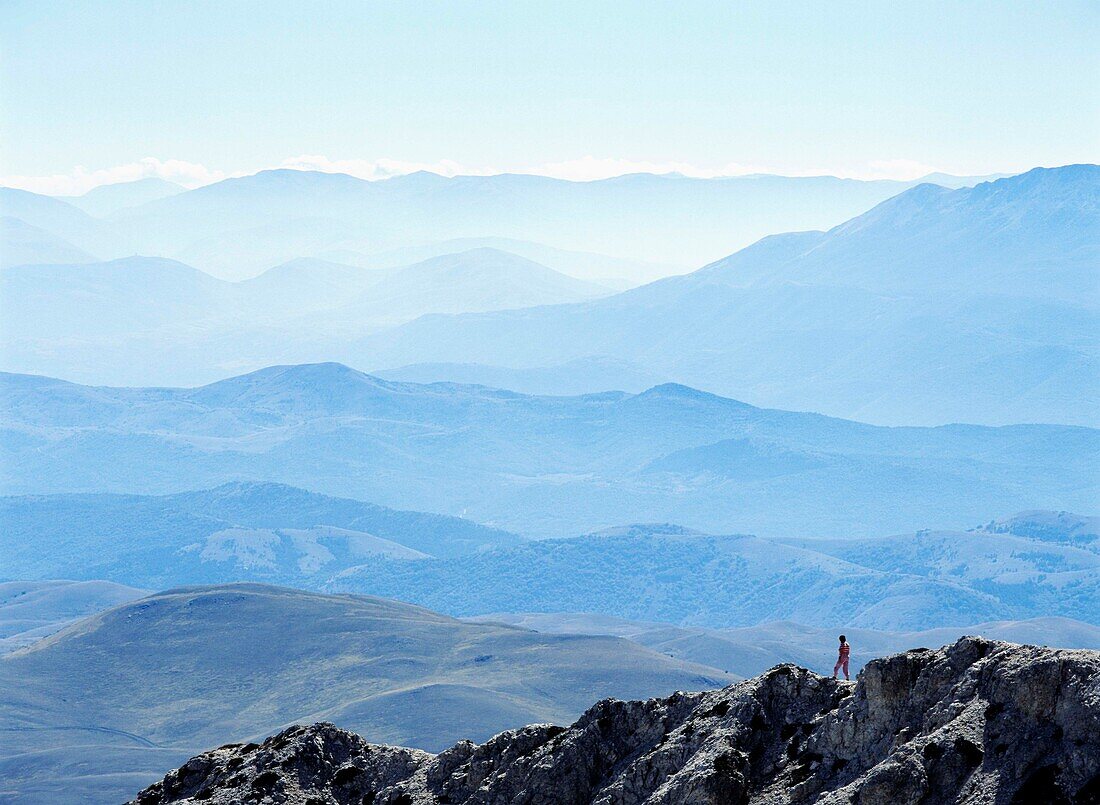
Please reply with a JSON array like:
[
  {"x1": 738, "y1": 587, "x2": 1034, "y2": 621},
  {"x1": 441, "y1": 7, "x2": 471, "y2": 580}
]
[{"x1": 131, "y1": 637, "x2": 1100, "y2": 804}]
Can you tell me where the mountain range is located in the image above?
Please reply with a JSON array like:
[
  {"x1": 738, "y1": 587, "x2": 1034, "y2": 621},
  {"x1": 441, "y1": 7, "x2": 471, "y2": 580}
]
[
  {"x1": 331, "y1": 514, "x2": 1100, "y2": 631},
  {"x1": 57, "y1": 177, "x2": 184, "y2": 218},
  {"x1": 0, "y1": 584, "x2": 731, "y2": 804},
  {"x1": 3, "y1": 465, "x2": 1096, "y2": 631},
  {"x1": 344, "y1": 165, "x2": 1100, "y2": 426},
  {"x1": 0, "y1": 187, "x2": 126, "y2": 258},
  {"x1": 1, "y1": 166, "x2": 1094, "y2": 425},
  {"x1": 1, "y1": 363, "x2": 1095, "y2": 538},
  {"x1": 2, "y1": 170, "x2": 994, "y2": 279},
  {"x1": 0, "y1": 247, "x2": 612, "y2": 385}
]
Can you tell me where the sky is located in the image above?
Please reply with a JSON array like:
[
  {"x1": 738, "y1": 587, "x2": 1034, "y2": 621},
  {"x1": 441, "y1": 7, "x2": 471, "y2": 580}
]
[{"x1": 2, "y1": 0, "x2": 1097, "y2": 194}]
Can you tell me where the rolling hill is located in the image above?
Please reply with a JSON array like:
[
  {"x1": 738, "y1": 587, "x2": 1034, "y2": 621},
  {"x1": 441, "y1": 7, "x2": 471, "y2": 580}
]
[
  {"x1": 330, "y1": 515, "x2": 1100, "y2": 630},
  {"x1": 0, "y1": 584, "x2": 732, "y2": 804},
  {"x1": 326, "y1": 235, "x2": 674, "y2": 286},
  {"x1": 0, "y1": 257, "x2": 234, "y2": 344},
  {"x1": 0, "y1": 217, "x2": 94, "y2": 268},
  {"x1": 58, "y1": 178, "x2": 184, "y2": 218},
  {"x1": 0, "y1": 482, "x2": 522, "y2": 588},
  {"x1": 0, "y1": 580, "x2": 148, "y2": 654},
  {"x1": 333, "y1": 247, "x2": 610, "y2": 320},
  {"x1": 0, "y1": 188, "x2": 124, "y2": 259}
]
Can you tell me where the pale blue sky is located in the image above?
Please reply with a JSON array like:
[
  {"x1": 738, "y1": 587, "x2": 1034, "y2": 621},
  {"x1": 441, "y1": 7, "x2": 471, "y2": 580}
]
[{"x1": 2, "y1": 0, "x2": 1097, "y2": 192}]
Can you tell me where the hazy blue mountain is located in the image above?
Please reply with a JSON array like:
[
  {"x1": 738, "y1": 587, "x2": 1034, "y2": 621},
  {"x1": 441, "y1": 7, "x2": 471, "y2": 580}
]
[
  {"x1": 6, "y1": 167, "x2": 1088, "y2": 421},
  {"x1": 777, "y1": 526, "x2": 1100, "y2": 623},
  {"x1": 330, "y1": 516, "x2": 1100, "y2": 630},
  {"x1": 317, "y1": 248, "x2": 610, "y2": 327},
  {"x1": 0, "y1": 217, "x2": 94, "y2": 268},
  {"x1": 0, "y1": 249, "x2": 608, "y2": 384},
  {"x1": 913, "y1": 171, "x2": 1013, "y2": 188},
  {"x1": 1, "y1": 170, "x2": 1010, "y2": 281},
  {"x1": 0, "y1": 482, "x2": 522, "y2": 588},
  {"x1": 469, "y1": 611, "x2": 1100, "y2": 678},
  {"x1": 316, "y1": 236, "x2": 674, "y2": 286},
  {"x1": 59, "y1": 178, "x2": 184, "y2": 218},
  {"x1": 0, "y1": 584, "x2": 731, "y2": 804},
  {"x1": 1, "y1": 364, "x2": 1095, "y2": 538},
  {"x1": 0, "y1": 580, "x2": 148, "y2": 654},
  {"x1": 235, "y1": 257, "x2": 389, "y2": 315},
  {"x1": 374, "y1": 356, "x2": 669, "y2": 395},
  {"x1": 0, "y1": 254, "x2": 380, "y2": 353},
  {"x1": 348, "y1": 166, "x2": 1100, "y2": 426},
  {"x1": 107, "y1": 169, "x2": 946, "y2": 277},
  {"x1": 0, "y1": 256, "x2": 234, "y2": 344},
  {"x1": 172, "y1": 215, "x2": 364, "y2": 280},
  {"x1": 0, "y1": 188, "x2": 124, "y2": 258}
]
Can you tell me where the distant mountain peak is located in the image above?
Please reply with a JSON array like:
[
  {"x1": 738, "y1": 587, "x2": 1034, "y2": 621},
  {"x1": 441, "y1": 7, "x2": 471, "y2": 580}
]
[
  {"x1": 74, "y1": 176, "x2": 183, "y2": 197},
  {"x1": 188, "y1": 362, "x2": 401, "y2": 408},
  {"x1": 632, "y1": 382, "x2": 747, "y2": 407},
  {"x1": 202, "y1": 479, "x2": 307, "y2": 497},
  {"x1": 236, "y1": 361, "x2": 380, "y2": 387}
]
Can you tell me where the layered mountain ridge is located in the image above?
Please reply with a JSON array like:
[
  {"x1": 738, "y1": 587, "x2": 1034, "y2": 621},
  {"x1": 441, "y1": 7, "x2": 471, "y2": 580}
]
[
  {"x1": 2, "y1": 364, "x2": 1094, "y2": 539},
  {"x1": 2, "y1": 166, "x2": 1095, "y2": 425},
  {"x1": 349, "y1": 166, "x2": 1099, "y2": 425}
]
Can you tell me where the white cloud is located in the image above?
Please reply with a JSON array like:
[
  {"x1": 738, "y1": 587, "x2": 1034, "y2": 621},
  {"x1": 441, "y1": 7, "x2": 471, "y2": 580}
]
[
  {"x1": 2, "y1": 154, "x2": 951, "y2": 195},
  {"x1": 0, "y1": 157, "x2": 232, "y2": 196}
]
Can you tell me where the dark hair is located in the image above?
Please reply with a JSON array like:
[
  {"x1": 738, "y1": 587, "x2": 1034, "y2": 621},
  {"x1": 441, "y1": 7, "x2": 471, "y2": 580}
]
[{"x1": 839, "y1": 635, "x2": 846, "y2": 642}]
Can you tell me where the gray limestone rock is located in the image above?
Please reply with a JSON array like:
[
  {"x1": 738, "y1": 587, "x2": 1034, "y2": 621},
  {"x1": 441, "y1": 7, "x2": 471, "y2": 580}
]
[{"x1": 130, "y1": 638, "x2": 1100, "y2": 805}]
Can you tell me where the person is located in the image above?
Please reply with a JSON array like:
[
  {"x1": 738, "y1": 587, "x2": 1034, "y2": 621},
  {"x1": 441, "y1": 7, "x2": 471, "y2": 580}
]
[{"x1": 832, "y1": 635, "x2": 851, "y2": 680}]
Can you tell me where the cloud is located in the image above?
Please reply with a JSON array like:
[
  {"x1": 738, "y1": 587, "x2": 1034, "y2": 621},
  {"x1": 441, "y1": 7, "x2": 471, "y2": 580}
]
[
  {"x1": 2, "y1": 154, "x2": 951, "y2": 195},
  {"x1": 0, "y1": 158, "x2": 232, "y2": 196}
]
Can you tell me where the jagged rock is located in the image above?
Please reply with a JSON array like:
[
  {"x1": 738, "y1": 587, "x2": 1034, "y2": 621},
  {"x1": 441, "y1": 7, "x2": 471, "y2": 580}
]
[{"x1": 130, "y1": 638, "x2": 1100, "y2": 804}]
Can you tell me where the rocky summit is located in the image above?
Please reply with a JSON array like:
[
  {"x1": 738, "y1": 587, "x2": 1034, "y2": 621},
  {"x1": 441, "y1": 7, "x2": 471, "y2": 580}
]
[{"x1": 131, "y1": 637, "x2": 1100, "y2": 805}]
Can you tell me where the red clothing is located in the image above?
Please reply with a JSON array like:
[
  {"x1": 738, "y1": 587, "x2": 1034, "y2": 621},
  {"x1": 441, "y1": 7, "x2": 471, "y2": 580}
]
[{"x1": 833, "y1": 643, "x2": 850, "y2": 680}]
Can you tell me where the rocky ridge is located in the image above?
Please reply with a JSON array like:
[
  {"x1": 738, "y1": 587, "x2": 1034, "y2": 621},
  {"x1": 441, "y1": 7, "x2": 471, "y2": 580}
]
[{"x1": 131, "y1": 637, "x2": 1100, "y2": 804}]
